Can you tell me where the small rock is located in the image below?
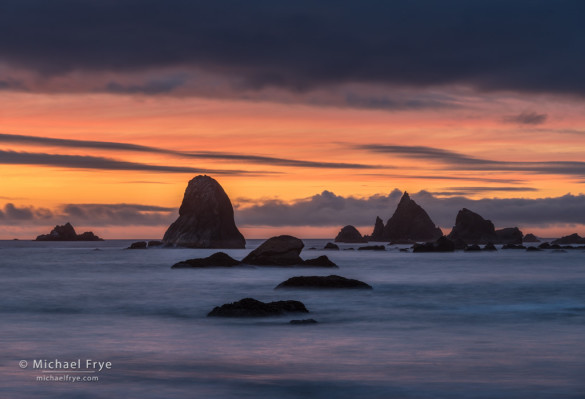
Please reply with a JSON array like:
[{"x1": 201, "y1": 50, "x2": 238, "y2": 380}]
[
  {"x1": 207, "y1": 298, "x2": 309, "y2": 317},
  {"x1": 300, "y1": 256, "x2": 338, "y2": 267},
  {"x1": 275, "y1": 275, "x2": 372, "y2": 289},
  {"x1": 290, "y1": 319, "x2": 318, "y2": 325},
  {"x1": 242, "y1": 235, "x2": 304, "y2": 266},
  {"x1": 127, "y1": 241, "x2": 147, "y2": 249},
  {"x1": 148, "y1": 240, "x2": 163, "y2": 247},
  {"x1": 172, "y1": 252, "x2": 242, "y2": 268},
  {"x1": 324, "y1": 242, "x2": 340, "y2": 250}
]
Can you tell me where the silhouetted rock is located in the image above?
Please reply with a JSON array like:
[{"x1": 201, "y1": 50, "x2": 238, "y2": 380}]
[
  {"x1": 148, "y1": 240, "x2": 163, "y2": 247},
  {"x1": 172, "y1": 252, "x2": 242, "y2": 268},
  {"x1": 358, "y1": 245, "x2": 385, "y2": 251},
  {"x1": 453, "y1": 238, "x2": 467, "y2": 250},
  {"x1": 526, "y1": 246, "x2": 542, "y2": 252},
  {"x1": 495, "y1": 227, "x2": 524, "y2": 245},
  {"x1": 334, "y1": 225, "x2": 367, "y2": 243},
  {"x1": 368, "y1": 216, "x2": 385, "y2": 241},
  {"x1": 207, "y1": 298, "x2": 308, "y2": 317},
  {"x1": 275, "y1": 275, "x2": 371, "y2": 289},
  {"x1": 324, "y1": 242, "x2": 340, "y2": 250},
  {"x1": 399, "y1": 248, "x2": 410, "y2": 252},
  {"x1": 523, "y1": 233, "x2": 540, "y2": 243},
  {"x1": 382, "y1": 192, "x2": 443, "y2": 242},
  {"x1": 388, "y1": 239, "x2": 416, "y2": 245},
  {"x1": 551, "y1": 233, "x2": 585, "y2": 245},
  {"x1": 290, "y1": 319, "x2": 318, "y2": 325},
  {"x1": 502, "y1": 243, "x2": 526, "y2": 249},
  {"x1": 127, "y1": 241, "x2": 147, "y2": 249},
  {"x1": 163, "y1": 175, "x2": 245, "y2": 248},
  {"x1": 35, "y1": 222, "x2": 103, "y2": 241},
  {"x1": 343, "y1": 248, "x2": 355, "y2": 251},
  {"x1": 412, "y1": 236, "x2": 455, "y2": 252},
  {"x1": 300, "y1": 256, "x2": 338, "y2": 267},
  {"x1": 464, "y1": 244, "x2": 481, "y2": 252},
  {"x1": 242, "y1": 235, "x2": 304, "y2": 265},
  {"x1": 483, "y1": 243, "x2": 497, "y2": 251},
  {"x1": 447, "y1": 208, "x2": 498, "y2": 244}
]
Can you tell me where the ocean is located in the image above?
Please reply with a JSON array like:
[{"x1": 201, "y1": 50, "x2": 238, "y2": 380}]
[{"x1": 1, "y1": 239, "x2": 584, "y2": 399}]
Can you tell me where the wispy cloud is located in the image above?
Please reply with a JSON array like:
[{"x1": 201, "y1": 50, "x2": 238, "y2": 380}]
[
  {"x1": 503, "y1": 111, "x2": 548, "y2": 125},
  {"x1": 0, "y1": 149, "x2": 256, "y2": 175},
  {"x1": 0, "y1": 133, "x2": 382, "y2": 170}
]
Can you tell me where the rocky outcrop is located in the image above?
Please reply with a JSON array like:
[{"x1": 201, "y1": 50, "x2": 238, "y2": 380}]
[
  {"x1": 495, "y1": 227, "x2": 523, "y2": 245},
  {"x1": 172, "y1": 252, "x2": 242, "y2": 268},
  {"x1": 334, "y1": 225, "x2": 367, "y2": 243},
  {"x1": 127, "y1": 241, "x2": 147, "y2": 249},
  {"x1": 412, "y1": 236, "x2": 455, "y2": 252},
  {"x1": 368, "y1": 216, "x2": 385, "y2": 241},
  {"x1": 242, "y1": 235, "x2": 304, "y2": 265},
  {"x1": 381, "y1": 192, "x2": 443, "y2": 242},
  {"x1": 35, "y1": 222, "x2": 103, "y2": 241},
  {"x1": 551, "y1": 233, "x2": 585, "y2": 245},
  {"x1": 275, "y1": 275, "x2": 372, "y2": 289},
  {"x1": 523, "y1": 233, "x2": 540, "y2": 243},
  {"x1": 163, "y1": 175, "x2": 245, "y2": 248},
  {"x1": 207, "y1": 298, "x2": 308, "y2": 317},
  {"x1": 447, "y1": 208, "x2": 497, "y2": 244}
]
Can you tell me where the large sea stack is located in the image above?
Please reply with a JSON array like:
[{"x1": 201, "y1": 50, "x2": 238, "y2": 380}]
[
  {"x1": 379, "y1": 192, "x2": 442, "y2": 242},
  {"x1": 163, "y1": 175, "x2": 245, "y2": 248},
  {"x1": 447, "y1": 208, "x2": 497, "y2": 244}
]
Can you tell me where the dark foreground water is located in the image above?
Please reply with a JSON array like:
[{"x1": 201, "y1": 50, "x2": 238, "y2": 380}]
[{"x1": 0, "y1": 239, "x2": 584, "y2": 399}]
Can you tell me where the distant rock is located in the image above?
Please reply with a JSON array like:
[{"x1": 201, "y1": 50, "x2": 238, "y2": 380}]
[
  {"x1": 290, "y1": 319, "x2": 318, "y2": 325},
  {"x1": 464, "y1": 244, "x2": 481, "y2": 252},
  {"x1": 148, "y1": 240, "x2": 163, "y2": 247},
  {"x1": 207, "y1": 298, "x2": 308, "y2": 317},
  {"x1": 367, "y1": 216, "x2": 385, "y2": 241},
  {"x1": 388, "y1": 239, "x2": 416, "y2": 245},
  {"x1": 526, "y1": 246, "x2": 542, "y2": 252},
  {"x1": 127, "y1": 241, "x2": 147, "y2": 249},
  {"x1": 35, "y1": 222, "x2": 103, "y2": 241},
  {"x1": 357, "y1": 245, "x2": 385, "y2": 251},
  {"x1": 324, "y1": 242, "x2": 340, "y2": 250},
  {"x1": 171, "y1": 252, "x2": 242, "y2": 268},
  {"x1": 334, "y1": 225, "x2": 367, "y2": 243},
  {"x1": 523, "y1": 233, "x2": 540, "y2": 243},
  {"x1": 551, "y1": 233, "x2": 585, "y2": 245},
  {"x1": 447, "y1": 208, "x2": 497, "y2": 244},
  {"x1": 495, "y1": 227, "x2": 524, "y2": 245},
  {"x1": 300, "y1": 256, "x2": 338, "y2": 267},
  {"x1": 412, "y1": 236, "x2": 455, "y2": 253},
  {"x1": 163, "y1": 175, "x2": 245, "y2": 248},
  {"x1": 242, "y1": 235, "x2": 304, "y2": 266},
  {"x1": 275, "y1": 275, "x2": 372, "y2": 289},
  {"x1": 483, "y1": 243, "x2": 497, "y2": 251},
  {"x1": 502, "y1": 244, "x2": 526, "y2": 249},
  {"x1": 381, "y1": 192, "x2": 443, "y2": 242}
]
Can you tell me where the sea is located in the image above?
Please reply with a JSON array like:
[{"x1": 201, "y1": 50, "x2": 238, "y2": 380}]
[{"x1": 1, "y1": 239, "x2": 584, "y2": 399}]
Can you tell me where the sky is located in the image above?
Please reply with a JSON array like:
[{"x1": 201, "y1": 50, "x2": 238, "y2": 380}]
[{"x1": 1, "y1": 0, "x2": 585, "y2": 239}]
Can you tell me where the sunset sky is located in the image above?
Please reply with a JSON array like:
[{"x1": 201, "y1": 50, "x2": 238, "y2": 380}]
[{"x1": 1, "y1": 1, "x2": 585, "y2": 239}]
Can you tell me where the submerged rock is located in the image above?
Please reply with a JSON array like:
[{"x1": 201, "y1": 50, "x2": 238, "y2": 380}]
[
  {"x1": 334, "y1": 225, "x2": 367, "y2": 243},
  {"x1": 502, "y1": 244, "x2": 526, "y2": 249},
  {"x1": 207, "y1": 298, "x2": 308, "y2": 317},
  {"x1": 35, "y1": 222, "x2": 103, "y2": 241},
  {"x1": 275, "y1": 275, "x2": 372, "y2": 289},
  {"x1": 526, "y1": 246, "x2": 542, "y2": 252},
  {"x1": 324, "y1": 242, "x2": 340, "y2": 250},
  {"x1": 242, "y1": 235, "x2": 304, "y2": 266},
  {"x1": 464, "y1": 244, "x2": 481, "y2": 252},
  {"x1": 357, "y1": 245, "x2": 385, "y2": 251},
  {"x1": 163, "y1": 175, "x2": 245, "y2": 248},
  {"x1": 483, "y1": 243, "x2": 497, "y2": 251},
  {"x1": 300, "y1": 256, "x2": 338, "y2": 267},
  {"x1": 412, "y1": 236, "x2": 455, "y2": 253},
  {"x1": 172, "y1": 252, "x2": 242, "y2": 268},
  {"x1": 290, "y1": 319, "x2": 318, "y2": 325},
  {"x1": 382, "y1": 192, "x2": 443, "y2": 242}
]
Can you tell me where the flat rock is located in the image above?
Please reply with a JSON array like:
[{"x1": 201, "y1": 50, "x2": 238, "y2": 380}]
[
  {"x1": 172, "y1": 252, "x2": 242, "y2": 268},
  {"x1": 275, "y1": 275, "x2": 372, "y2": 289},
  {"x1": 163, "y1": 175, "x2": 245, "y2": 248},
  {"x1": 207, "y1": 298, "x2": 309, "y2": 317},
  {"x1": 242, "y1": 235, "x2": 304, "y2": 266},
  {"x1": 300, "y1": 255, "x2": 338, "y2": 267}
]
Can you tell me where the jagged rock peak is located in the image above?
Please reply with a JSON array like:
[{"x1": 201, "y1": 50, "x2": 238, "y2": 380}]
[
  {"x1": 162, "y1": 175, "x2": 245, "y2": 248},
  {"x1": 382, "y1": 191, "x2": 443, "y2": 242}
]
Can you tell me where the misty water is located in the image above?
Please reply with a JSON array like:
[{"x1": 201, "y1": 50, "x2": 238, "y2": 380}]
[{"x1": 1, "y1": 239, "x2": 584, "y2": 398}]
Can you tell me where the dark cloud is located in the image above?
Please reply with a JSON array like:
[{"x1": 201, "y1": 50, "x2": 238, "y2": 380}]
[
  {"x1": 104, "y1": 75, "x2": 187, "y2": 95},
  {"x1": 235, "y1": 190, "x2": 585, "y2": 229},
  {"x1": 343, "y1": 93, "x2": 459, "y2": 111},
  {"x1": 503, "y1": 112, "x2": 548, "y2": 125},
  {"x1": 356, "y1": 144, "x2": 585, "y2": 178},
  {"x1": 0, "y1": 203, "x2": 53, "y2": 222},
  {"x1": 0, "y1": 78, "x2": 27, "y2": 91},
  {"x1": 0, "y1": 1, "x2": 584, "y2": 96},
  {"x1": 360, "y1": 173, "x2": 526, "y2": 184},
  {"x1": 0, "y1": 149, "x2": 256, "y2": 175},
  {"x1": 0, "y1": 133, "x2": 382, "y2": 170}
]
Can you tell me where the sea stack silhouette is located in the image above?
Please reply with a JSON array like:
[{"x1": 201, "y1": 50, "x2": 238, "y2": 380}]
[
  {"x1": 447, "y1": 208, "x2": 523, "y2": 244},
  {"x1": 163, "y1": 175, "x2": 246, "y2": 248},
  {"x1": 35, "y1": 222, "x2": 103, "y2": 241},
  {"x1": 369, "y1": 192, "x2": 442, "y2": 242}
]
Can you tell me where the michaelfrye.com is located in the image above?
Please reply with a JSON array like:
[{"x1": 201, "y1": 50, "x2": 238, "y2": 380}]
[{"x1": 18, "y1": 358, "x2": 112, "y2": 383}]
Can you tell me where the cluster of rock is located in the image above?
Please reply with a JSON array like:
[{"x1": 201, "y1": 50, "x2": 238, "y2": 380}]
[
  {"x1": 35, "y1": 223, "x2": 103, "y2": 241},
  {"x1": 127, "y1": 240, "x2": 163, "y2": 249}
]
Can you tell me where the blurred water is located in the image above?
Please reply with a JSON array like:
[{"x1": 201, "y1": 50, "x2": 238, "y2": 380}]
[{"x1": 0, "y1": 239, "x2": 584, "y2": 398}]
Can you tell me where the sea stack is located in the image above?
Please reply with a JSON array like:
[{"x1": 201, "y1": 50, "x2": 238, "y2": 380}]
[
  {"x1": 381, "y1": 192, "x2": 442, "y2": 242},
  {"x1": 447, "y1": 208, "x2": 497, "y2": 244},
  {"x1": 35, "y1": 222, "x2": 103, "y2": 241},
  {"x1": 368, "y1": 216, "x2": 385, "y2": 241},
  {"x1": 162, "y1": 175, "x2": 246, "y2": 248},
  {"x1": 334, "y1": 225, "x2": 367, "y2": 243}
]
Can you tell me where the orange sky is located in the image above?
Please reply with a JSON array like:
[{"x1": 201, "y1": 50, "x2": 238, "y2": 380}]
[{"x1": 1, "y1": 90, "x2": 585, "y2": 239}]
